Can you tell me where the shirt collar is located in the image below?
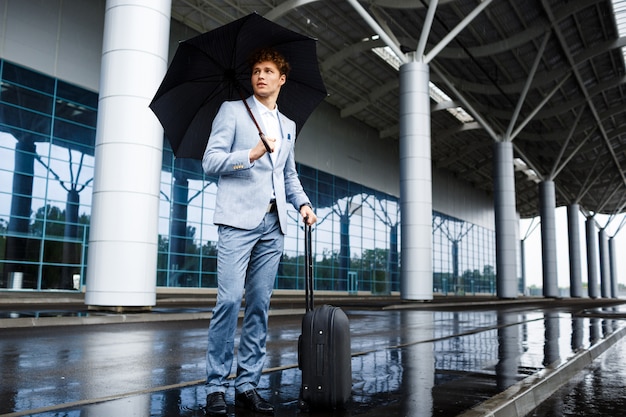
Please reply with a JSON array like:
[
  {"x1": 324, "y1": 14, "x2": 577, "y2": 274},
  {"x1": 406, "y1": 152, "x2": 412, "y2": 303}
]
[{"x1": 253, "y1": 95, "x2": 278, "y2": 117}]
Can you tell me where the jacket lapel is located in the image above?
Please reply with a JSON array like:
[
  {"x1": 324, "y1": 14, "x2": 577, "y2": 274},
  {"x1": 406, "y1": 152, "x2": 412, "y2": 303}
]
[
  {"x1": 276, "y1": 112, "x2": 293, "y2": 164},
  {"x1": 246, "y1": 96, "x2": 266, "y2": 136}
]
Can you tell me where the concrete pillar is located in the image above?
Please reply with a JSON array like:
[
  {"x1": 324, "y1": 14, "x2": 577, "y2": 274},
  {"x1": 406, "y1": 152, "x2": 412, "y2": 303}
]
[
  {"x1": 493, "y1": 142, "x2": 518, "y2": 298},
  {"x1": 566, "y1": 204, "x2": 583, "y2": 297},
  {"x1": 539, "y1": 181, "x2": 558, "y2": 297},
  {"x1": 520, "y1": 239, "x2": 526, "y2": 295},
  {"x1": 585, "y1": 218, "x2": 599, "y2": 298},
  {"x1": 598, "y1": 229, "x2": 611, "y2": 298},
  {"x1": 86, "y1": 0, "x2": 171, "y2": 308},
  {"x1": 608, "y1": 237, "x2": 618, "y2": 298},
  {"x1": 399, "y1": 61, "x2": 433, "y2": 301}
]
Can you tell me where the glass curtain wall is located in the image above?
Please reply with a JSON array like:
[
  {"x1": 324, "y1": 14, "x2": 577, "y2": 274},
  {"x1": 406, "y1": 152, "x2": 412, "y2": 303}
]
[
  {"x1": 0, "y1": 61, "x2": 97, "y2": 290},
  {"x1": 0, "y1": 60, "x2": 495, "y2": 294},
  {"x1": 432, "y1": 211, "x2": 497, "y2": 295},
  {"x1": 157, "y1": 151, "x2": 403, "y2": 294}
]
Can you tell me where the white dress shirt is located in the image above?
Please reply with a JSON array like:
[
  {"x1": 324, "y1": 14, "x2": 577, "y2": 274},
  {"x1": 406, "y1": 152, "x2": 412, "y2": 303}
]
[{"x1": 254, "y1": 96, "x2": 281, "y2": 165}]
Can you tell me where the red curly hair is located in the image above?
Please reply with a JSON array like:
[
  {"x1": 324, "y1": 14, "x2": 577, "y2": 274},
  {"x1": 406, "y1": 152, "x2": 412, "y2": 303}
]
[{"x1": 249, "y1": 48, "x2": 291, "y2": 77}]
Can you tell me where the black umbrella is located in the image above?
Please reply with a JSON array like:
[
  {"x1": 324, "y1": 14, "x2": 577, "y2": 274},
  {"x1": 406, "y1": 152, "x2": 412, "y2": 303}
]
[{"x1": 149, "y1": 12, "x2": 327, "y2": 159}]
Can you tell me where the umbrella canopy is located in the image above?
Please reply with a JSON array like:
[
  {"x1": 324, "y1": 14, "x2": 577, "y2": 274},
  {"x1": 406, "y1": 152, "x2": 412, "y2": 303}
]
[{"x1": 150, "y1": 12, "x2": 327, "y2": 159}]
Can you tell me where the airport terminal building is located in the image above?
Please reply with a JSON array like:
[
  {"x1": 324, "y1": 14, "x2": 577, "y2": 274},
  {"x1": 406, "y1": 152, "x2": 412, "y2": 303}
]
[{"x1": 0, "y1": 0, "x2": 624, "y2": 307}]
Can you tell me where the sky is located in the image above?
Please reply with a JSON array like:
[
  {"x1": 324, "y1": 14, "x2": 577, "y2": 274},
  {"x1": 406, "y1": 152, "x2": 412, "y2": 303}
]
[{"x1": 519, "y1": 207, "x2": 626, "y2": 290}]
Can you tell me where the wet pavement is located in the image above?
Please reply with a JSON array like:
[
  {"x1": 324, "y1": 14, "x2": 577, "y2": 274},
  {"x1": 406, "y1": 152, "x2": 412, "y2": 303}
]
[
  {"x1": 528, "y1": 335, "x2": 626, "y2": 417},
  {"x1": 0, "y1": 295, "x2": 625, "y2": 417}
]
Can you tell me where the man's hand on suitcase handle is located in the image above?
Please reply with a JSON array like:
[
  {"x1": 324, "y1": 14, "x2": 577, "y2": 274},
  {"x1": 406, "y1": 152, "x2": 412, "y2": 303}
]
[{"x1": 300, "y1": 203, "x2": 317, "y2": 226}]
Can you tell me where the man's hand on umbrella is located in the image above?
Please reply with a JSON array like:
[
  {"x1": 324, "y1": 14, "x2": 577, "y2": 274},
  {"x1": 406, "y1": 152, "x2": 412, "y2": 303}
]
[{"x1": 250, "y1": 137, "x2": 276, "y2": 161}]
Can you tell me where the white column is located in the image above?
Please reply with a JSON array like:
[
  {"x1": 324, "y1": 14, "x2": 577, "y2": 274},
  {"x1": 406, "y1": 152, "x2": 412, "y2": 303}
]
[
  {"x1": 86, "y1": 0, "x2": 171, "y2": 308},
  {"x1": 586, "y1": 218, "x2": 599, "y2": 299},
  {"x1": 493, "y1": 142, "x2": 518, "y2": 298},
  {"x1": 399, "y1": 61, "x2": 433, "y2": 301},
  {"x1": 520, "y1": 238, "x2": 526, "y2": 295},
  {"x1": 609, "y1": 237, "x2": 618, "y2": 298},
  {"x1": 539, "y1": 181, "x2": 559, "y2": 297},
  {"x1": 567, "y1": 204, "x2": 583, "y2": 297},
  {"x1": 598, "y1": 229, "x2": 611, "y2": 298}
]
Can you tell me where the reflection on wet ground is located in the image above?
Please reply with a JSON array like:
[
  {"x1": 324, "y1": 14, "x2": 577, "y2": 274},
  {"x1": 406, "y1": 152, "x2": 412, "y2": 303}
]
[
  {"x1": 528, "y1": 335, "x2": 626, "y2": 417},
  {"x1": 1, "y1": 300, "x2": 625, "y2": 417}
]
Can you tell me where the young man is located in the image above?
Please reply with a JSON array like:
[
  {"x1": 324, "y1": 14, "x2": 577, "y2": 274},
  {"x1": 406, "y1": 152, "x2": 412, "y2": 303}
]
[{"x1": 202, "y1": 48, "x2": 317, "y2": 415}]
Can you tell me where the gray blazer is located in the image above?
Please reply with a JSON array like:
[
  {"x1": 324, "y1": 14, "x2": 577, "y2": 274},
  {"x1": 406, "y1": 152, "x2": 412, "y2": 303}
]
[{"x1": 202, "y1": 96, "x2": 311, "y2": 234}]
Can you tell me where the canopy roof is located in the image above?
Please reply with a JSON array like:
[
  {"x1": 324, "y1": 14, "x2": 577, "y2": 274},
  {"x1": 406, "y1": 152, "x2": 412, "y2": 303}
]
[{"x1": 171, "y1": 0, "x2": 626, "y2": 218}]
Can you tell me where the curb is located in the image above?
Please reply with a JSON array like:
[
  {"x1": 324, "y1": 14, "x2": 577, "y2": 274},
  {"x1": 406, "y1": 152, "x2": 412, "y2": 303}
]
[
  {"x1": 2, "y1": 297, "x2": 624, "y2": 329},
  {"x1": 457, "y1": 325, "x2": 626, "y2": 417},
  {"x1": 0, "y1": 308, "x2": 305, "y2": 329}
]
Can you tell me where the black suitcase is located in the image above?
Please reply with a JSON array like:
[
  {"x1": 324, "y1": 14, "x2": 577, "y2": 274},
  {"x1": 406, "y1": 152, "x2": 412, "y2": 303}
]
[{"x1": 298, "y1": 224, "x2": 352, "y2": 409}]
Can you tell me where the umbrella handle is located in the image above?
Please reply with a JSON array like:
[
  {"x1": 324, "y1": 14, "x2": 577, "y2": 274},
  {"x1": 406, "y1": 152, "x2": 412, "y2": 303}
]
[{"x1": 259, "y1": 132, "x2": 272, "y2": 153}]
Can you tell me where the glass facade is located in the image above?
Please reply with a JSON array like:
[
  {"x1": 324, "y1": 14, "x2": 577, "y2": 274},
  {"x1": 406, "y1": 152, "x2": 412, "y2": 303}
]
[
  {"x1": 432, "y1": 211, "x2": 497, "y2": 295},
  {"x1": 0, "y1": 60, "x2": 496, "y2": 295},
  {"x1": 0, "y1": 60, "x2": 97, "y2": 290}
]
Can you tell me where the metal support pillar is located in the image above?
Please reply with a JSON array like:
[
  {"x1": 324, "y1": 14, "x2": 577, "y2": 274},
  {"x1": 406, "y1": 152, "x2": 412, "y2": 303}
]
[
  {"x1": 585, "y1": 218, "x2": 599, "y2": 298},
  {"x1": 608, "y1": 237, "x2": 618, "y2": 298},
  {"x1": 520, "y1": 239, "x2": 526, "y2": 295},
  {"x1": 539, "y1": 181, "x2": 559, "y2": 297},
  {"x1": 493, "y1": 142, "x2": 518, "y2": 298},
  {"x1": 598, "y1": 229, "x2": 611, "y2": 298},
  {"x1": 566, "y1": 204, "x2": 583, "y2": 297},
  {"x1": 399, "y1": 60, "x2": 433, "y2": 301},
  {"x1": 86, "y1": 0, "x2": 171, "y2": 308}
]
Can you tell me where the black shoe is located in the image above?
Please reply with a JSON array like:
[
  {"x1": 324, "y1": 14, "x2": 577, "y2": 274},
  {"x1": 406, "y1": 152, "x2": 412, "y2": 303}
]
[
  {"x1": 205, "y1": 392, "x2": 227, "y2": 416},
  {"x1": 235, "y1": 389, "x2": 274, "y2": 415}
]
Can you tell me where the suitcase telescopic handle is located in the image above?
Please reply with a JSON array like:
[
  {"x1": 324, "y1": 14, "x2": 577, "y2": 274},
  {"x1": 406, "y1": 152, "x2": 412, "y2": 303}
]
[{"x1": 304, "y1": 224, "x2": 314, "y2": 312}]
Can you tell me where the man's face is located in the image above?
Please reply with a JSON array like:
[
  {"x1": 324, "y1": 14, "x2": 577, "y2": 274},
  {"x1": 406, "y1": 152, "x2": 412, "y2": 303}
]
[{"x1": 251, "y1": 60, "x2": 286, "y2": 99}]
